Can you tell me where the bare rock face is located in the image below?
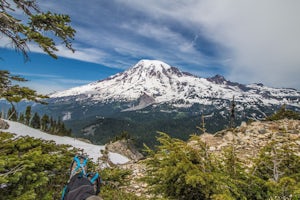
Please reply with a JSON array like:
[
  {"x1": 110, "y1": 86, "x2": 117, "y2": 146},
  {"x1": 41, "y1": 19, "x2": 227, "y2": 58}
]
[
  {"x1": 106, "y1": 139, "x2": 144, "y2": 161},
  {"x1": 0, "y1": 119, "x2": 9, "y2": 129}
]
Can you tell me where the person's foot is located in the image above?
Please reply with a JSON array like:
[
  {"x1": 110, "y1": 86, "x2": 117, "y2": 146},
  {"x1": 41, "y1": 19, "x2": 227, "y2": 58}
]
[{"x1": 70, "y1": 155, "x2": 88, "y2": 178}]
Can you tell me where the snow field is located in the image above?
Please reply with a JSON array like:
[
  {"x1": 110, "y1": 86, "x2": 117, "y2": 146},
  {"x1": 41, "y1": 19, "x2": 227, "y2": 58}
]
[{"x1": 1, "y1": 120, "x2": 129, "y2": 164}]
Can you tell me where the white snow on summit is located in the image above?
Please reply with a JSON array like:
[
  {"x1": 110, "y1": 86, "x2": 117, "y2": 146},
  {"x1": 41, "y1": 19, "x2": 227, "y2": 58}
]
[{"x1": 50, "y1": 59, "x2": 300, "y2": 108}]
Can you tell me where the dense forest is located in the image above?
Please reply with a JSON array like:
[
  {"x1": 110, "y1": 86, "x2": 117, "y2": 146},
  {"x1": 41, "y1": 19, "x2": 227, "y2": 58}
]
[{"x1": 6, "y1": 105, "x2": 72, "y2": 136}]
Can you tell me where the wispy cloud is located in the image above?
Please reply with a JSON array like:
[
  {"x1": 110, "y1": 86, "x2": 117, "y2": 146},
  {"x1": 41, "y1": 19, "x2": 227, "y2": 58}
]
[
  {"x1": 3, "y1": 0, "x2": 300, "y2": 90},
  {"x1": 20, "y1": 77, "x2": 95, "y2": 94},
  {"x1": 10, "y1": 72, "x2": 95, "y2": 94},
  {"x1": 27, "y1": 42, "x2": 108, "y2": 64},
  {"x1": 120, "y1": 22, "x2": 198, "y2": 55},
  {"x1": 56, "y1": 45, "x2": 108, "y2": 64},
  {"x1": 112, "y1": 0, "x2": 300, "y2": 89},
  {"x1": 22, "y1": 80, "x2": 70, "y2": 95},
  {"x1": 54, "y1": 78, "x2": 94, "y2": 85},
  {"x1": 38, "y1": 1, "x2": 216, "y2": 69}
]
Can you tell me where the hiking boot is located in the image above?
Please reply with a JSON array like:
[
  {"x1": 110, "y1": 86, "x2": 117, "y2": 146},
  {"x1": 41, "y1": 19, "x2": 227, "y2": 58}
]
[{"x1": 69, "y1": 155, "x2": 88, "y2": 178}]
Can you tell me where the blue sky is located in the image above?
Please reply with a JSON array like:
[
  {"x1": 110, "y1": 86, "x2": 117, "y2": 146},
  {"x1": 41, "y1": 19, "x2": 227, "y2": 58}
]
[{"x1": 1, "y1": 0, "x2": 300, "y2": 94}]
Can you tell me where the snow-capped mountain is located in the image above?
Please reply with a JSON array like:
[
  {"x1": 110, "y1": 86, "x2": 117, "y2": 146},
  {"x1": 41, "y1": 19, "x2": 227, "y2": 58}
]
[
  {"x1": 29, "y1": 59, "x2": 299, "y2": 148},
  {"x1": 51, "y1": 59, "x2": 300, "y2": 108}
]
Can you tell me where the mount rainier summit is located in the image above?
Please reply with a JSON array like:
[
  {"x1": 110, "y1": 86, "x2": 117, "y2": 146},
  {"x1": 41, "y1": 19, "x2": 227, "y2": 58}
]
[
  {"x1": 35, "y1": 60, "x2": 299, "y2": 147},
  {"x1": 51, "y1": 59, "x2": 299, "y2": 109}
]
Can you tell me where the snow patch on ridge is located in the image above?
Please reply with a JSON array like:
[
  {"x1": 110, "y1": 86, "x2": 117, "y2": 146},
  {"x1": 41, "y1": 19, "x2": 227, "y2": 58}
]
[
  {"x1": 1, "y1": 120, "x2": 129, "y2": 164},
  {"x1": 62, "y1": 112, "x2": 72, "y2": 121}
]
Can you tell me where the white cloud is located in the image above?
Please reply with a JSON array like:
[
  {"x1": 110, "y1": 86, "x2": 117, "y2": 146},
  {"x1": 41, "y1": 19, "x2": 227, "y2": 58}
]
[
  {"x1": 194, "y1": 1, "x2": 300, "y2": 88},
  {"x1": 1, "y1": 35, "x2": 108, "y2": 65},
  {"x1": 57, "y1": 45, "x2": 108, "y2": 64},
  {"x1": 118, "y1": 0, "x2": 300, "y2": 89},
  {"x1": 10, "y1": 72, "x2": 94, "y2": 94},
  {"x1": 20, "y1": 78, "x2": 94, "y2": 95},
  {"x1": 20, "y1": 80, "x2": 69, "y2": 95},
  {"x1": 121, "y1": 22, "x2": 196, "y2": 54},
  {"x1": 3, "y1": 0, "x2": 300, "y2": 90},
  {"x1": 54, "y1": 78, "x2": 94, "y2": 84},
  {"x1": 28, "y1": 42, "x2": 108, "y2": 64}
]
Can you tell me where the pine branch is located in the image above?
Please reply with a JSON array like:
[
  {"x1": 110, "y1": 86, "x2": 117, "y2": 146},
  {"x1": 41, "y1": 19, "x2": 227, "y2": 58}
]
[{"x1": 0, "y1": 163, "x2": 24, "y2": 177}]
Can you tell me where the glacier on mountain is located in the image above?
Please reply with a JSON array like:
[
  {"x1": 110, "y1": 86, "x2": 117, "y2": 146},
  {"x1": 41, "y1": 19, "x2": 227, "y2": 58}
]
[{"x1": 50, "y1": 59, "x2": 300, "y2": 108}]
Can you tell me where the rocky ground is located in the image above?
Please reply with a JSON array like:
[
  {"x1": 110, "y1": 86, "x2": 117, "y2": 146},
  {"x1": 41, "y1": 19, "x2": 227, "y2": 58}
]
[
  {"x1": 116, "y1": 119, "x2": 300, "y2": 197},
  {"x1": 198, "y1": 119, "x2": 300, "y2": 164},
  {"x1": 106, "y1": 139, "x2": 144, "y2": 161},
  {"x1": 0, "y1": 119, "x2": 9, "y2": 129}
]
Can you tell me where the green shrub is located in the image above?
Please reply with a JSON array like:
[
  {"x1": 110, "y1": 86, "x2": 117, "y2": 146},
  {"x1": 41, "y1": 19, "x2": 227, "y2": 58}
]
[
  {"x1": 100, "y1": 167, "x2": 144, "y2": 200},
  {"x1": 0, "y1": 132, "x2": 77, "y2": 200},
  {"x1": 266, "y1": 105, "x2": 300, "y2": 121},
  {"x1": 142, "y1": 132, "x2": 300, "y2": 199}
]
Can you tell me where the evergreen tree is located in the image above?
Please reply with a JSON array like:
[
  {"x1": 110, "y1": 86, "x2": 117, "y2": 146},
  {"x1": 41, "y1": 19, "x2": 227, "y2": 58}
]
[
  {"x1": 112, "y1": 131, "x2": 132, "y2": 142},
  {"x1": 0, "y1": 132, "x2": 77, "y2": 199},
  {"x1": 230, "y1": 96, "x2": 236, "y2": 128},
  {"x1": 0, "y1": 71, "x2": 47, "y2": 116},
  {"x1": 43, "y1": 117, "x2": 71, "y2": 136},
  {"x1": 222, "y1": 145, "x2": 240, "y2": 177},
  {"x1": 31, "y1": 112, "x2": 41, "y2": 129},
  {"x1": 25, "y1": 106, "x2": 31, "y2": 125},
  {"x1": 252, "y1": 139, "x2": 300, "y2": 199},
  {"x1": 7, "y1": 106, "x2": 17, "y2": 121},
  {"x1": 1, "y1": 0, "x2": 75, "y2": 120},
  {"x1": 18, "y1": 113, "x2": 25, "y2": 124},
  {"x1": 0, "y1": 0, "x2": 75, "y2": 60},
  {"x1": 143, "y1": 133, "x2": 240, "y2": 199},
  {"x1": 221, "y1": 145, "x2": 268, "y2": 199},
  {"x1": 6, "y1": 107, "x2": 12, "y2": 120},
  {"x1": 55, "y1": 119, "x2": 63, "y2": 135},
  {"x1": 59, "y1": 121, "x2": 66, "y2": 135},
  {"x1": 50, "y1": 118, "x2": 57, "y2": 134},
  {"x1": 40, "y1": 114, "x2": 50, "y2": 131},
  {"x1": 142, "y1": 132, "x2": 300, "y2": 199},
  {"x1": 1, "y1": 110, "x2": 4, "y2": 118},
  {"x1": 196, "y1": 113, "x2": 206, "y2": 134},
  {"x1": 266, "y1": 105, "x2": 300, "y2": 121},
  {"x1": 49, "y1": 117, "x2": 54, "y2": 132}
]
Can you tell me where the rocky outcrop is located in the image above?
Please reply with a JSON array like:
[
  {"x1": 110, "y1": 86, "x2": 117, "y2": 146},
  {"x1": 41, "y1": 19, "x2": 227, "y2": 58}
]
[
  {"x1": 105, "y1": 140, "x2": 147, "y2": 196},
  {"x1": 119, "y1": 162, "x2": 149, "y2": 198},
  {"x1": 122, "y1": 92, "x2": 155, "y2": 111},
  {"x1": 106, "y1": 139, "x2": 144, "y2": 161},
  {"x1": 196, "y1": 119, "x2": 300, "y2": 164},
  {"x1": 0, "y1": 119, "x2": 9, "y2": 129},
  {"x1": 116, "y1": 119, "x2": 300, "y2": 198}
]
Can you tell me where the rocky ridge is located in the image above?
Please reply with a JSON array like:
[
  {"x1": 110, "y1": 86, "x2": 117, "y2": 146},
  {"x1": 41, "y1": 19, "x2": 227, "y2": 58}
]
[
  {"x1": 197, "y1": 119, "x2": 300, "y2": 165},
  {"x1": 106, "y1": 139, "x2": 144, "y2": 161},
  {"x1": 118, "y1": 119, "x2": 300, "y2": 197}
]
